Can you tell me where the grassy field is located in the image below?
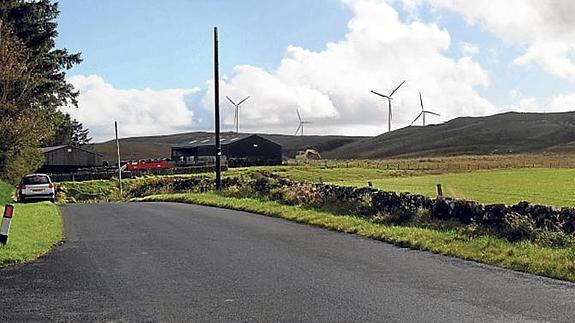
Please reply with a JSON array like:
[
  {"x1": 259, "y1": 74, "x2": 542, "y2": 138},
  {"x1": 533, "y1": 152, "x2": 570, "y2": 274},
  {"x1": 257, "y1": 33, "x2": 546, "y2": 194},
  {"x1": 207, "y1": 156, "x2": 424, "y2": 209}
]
[
  {"x1": 57, "y1": 164, "x2": 575, "y2": 207},
  {"x1": 230, "y1": 166, "x2": 575, "y2": 207},
  {"x1": 276, "y1": 167, "x2": 575, "y2": 207},
  {"x1": 0, "y1": 202, "x2": 63, "y2": 266},
  {"x1": 138, "y1": 193, "x2": 575, "y2": 282}
]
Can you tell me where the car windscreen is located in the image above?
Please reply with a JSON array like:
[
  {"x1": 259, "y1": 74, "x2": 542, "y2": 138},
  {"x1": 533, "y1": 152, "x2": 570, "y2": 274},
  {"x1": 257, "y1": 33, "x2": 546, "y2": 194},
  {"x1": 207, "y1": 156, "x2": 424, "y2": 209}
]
[{"x1": 22, "y1": 175, "x2": 50, "y2": 185}]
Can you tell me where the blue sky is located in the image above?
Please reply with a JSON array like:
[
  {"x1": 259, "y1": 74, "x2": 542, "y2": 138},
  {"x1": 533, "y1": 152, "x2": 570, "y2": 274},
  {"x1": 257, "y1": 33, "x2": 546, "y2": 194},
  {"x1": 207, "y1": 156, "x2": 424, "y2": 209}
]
[
  {"x1": 56, "y1": 0, "x2": 575, "y2": 141},
  {"x1": 57, "y1": 0, "x2": 352, "y2": 89}
]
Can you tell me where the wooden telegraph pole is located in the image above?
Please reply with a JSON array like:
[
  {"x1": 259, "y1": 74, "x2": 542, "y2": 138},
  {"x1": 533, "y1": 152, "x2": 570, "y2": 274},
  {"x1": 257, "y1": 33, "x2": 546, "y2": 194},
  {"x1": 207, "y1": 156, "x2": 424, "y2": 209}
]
[
  {"x1": 214, "y1": 27, "x2": 222, "y2": 191},
  {"x1": 115, "y1": 121, "x2": 123, "y2": 197}
]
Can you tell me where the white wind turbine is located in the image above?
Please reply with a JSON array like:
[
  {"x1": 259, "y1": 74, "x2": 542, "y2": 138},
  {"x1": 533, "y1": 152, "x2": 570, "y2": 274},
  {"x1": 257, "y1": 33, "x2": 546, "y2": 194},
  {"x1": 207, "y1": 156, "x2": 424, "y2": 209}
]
[
  {"x1": 370, "y1": 80, "x2": 406, "y2": 132},
  {"x1": 226, "y1": 96, "x2": 250, "y2": 133},
  {"x1": 411, "y1": 92, "x2": 440, "y2": 126},
  {"x1": 295, "y1": 109, "x2": 311, "y2": 136}
]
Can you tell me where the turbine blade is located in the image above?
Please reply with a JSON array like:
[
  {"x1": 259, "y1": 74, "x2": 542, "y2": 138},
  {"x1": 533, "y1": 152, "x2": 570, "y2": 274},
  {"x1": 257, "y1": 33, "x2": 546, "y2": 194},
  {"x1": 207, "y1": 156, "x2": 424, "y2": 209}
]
[
  {"x1": 237, "y1": 96, "x2": 250, "y2": 106},
  {"x1": 295, "y1": 124, "x2": 302, "y2": 135},
  {"x1": 419, "y1": 92, "x2": 424, "y2": 110},
  {"x1": 426, "y1": 110, "x2": 441, "y2": 116},
  {"x1": 226, "y1": 96, "x2": 237, "y2": 106},
  {"x1": 389, "y1": 80, "x2": 406, "y2": 97},
  {"x1": 371, "y1": 90, "x2": 390, "y2": 99},
  {"x1": 296, "y1": 109, "x2": 302, "y2": 122},
  {"x1": 411, "y1": 111, "x2": 423, "y2": 125}
]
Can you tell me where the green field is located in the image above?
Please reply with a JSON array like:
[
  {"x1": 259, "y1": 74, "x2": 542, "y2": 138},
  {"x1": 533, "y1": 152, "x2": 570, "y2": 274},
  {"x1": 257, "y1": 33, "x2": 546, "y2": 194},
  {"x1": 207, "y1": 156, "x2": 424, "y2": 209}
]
[
  {"x1": 57, "y1": 165, "x2": 575, "y2": 207},
  {"x1": 331, "y1": 168, "x2": 575, "y2": 207},
  {"x1": 238, "y1": 166, "x2": 575, "y2": 207},
  {"x1": 0, "y1": 202, "x2": 63, "y2": 266}
]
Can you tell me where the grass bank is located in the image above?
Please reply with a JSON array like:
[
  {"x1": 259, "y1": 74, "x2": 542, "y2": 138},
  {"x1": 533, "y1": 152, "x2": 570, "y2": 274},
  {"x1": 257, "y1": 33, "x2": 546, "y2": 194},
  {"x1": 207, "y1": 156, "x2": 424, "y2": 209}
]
[
  {"x1": 0, "y1": 202, "x2": 63, "y2": 267},
  {"x1": 0, "y1": 180, "x2": 13, "y2": 205},
  {"x1": 138, "y1": 193, "x2": 575, "y2": 282}
]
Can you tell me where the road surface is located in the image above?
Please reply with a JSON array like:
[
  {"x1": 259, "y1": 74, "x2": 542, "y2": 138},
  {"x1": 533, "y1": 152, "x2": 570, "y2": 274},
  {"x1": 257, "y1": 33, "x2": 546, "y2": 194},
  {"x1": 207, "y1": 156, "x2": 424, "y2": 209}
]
[{"x1": 1, "y1": 202, "x2": 574, "y2": 321}]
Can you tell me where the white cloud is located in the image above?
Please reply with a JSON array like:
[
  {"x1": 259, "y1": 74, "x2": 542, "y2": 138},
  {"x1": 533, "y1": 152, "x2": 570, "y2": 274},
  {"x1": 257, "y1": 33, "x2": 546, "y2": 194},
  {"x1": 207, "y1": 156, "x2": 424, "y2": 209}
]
[
  {"x1": 202, "y1": 0, "x2": 496, "y2": 135},
  {"x1": 63, "y1": 75, "x2": 199, "y2": 141},
  {"x1": 459, "y1": 42, "x2": 479, "y2": 56},
  {"x1": 550, "y1": 94, "x2": 575, "y2": 111},
  {"x1": 416, "y1": 0, "x2": 575, "y2": 79},
  {"x1": 518, "y1": 97, "x2": 538, "y2": 111}
]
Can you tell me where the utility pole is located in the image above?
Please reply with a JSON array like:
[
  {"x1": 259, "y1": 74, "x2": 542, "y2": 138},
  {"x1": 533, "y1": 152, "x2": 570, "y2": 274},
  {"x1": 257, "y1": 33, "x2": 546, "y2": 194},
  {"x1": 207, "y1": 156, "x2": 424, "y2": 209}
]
[
  {"x1": 115, "y1": 121, "x2": 123, "y2": 197},
  {"x1": 214, "y1": 27, "x2": 222, "y2": 191}
]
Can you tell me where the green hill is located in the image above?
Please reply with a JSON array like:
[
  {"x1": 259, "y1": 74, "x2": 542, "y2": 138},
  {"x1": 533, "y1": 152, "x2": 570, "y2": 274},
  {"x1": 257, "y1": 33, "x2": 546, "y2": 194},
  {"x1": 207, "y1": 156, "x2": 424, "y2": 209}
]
[
  {"x1": 324, "y1": 111, "x2": 575, "y2": 159},
  {"x1": 92, "y1": 111, "x2": 575, "y2": 162},
  {"x1": 92, "y1": 132, "x2": 368, "y2": 161}
]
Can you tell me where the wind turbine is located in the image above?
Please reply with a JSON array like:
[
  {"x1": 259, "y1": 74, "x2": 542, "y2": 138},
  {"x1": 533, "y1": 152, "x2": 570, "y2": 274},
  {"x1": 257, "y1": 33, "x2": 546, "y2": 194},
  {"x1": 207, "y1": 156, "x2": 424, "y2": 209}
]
[
  {"x1": 411, "y1": 92, "x2": 440, "y2": 126},
  {"x1": 370, "y1": 80, "x2": 406, "y2": 132},
  {"x1": 226, "y1": 96, "x2": 250, "y2": 133},
  {"x1": 295, "y1": 109, "x2": 311, "y2": 136}
]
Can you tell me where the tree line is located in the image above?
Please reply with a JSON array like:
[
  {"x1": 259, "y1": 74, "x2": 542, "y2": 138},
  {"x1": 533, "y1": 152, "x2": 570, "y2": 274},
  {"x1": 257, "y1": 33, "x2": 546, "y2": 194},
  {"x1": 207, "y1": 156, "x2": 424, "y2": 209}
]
[{"x1": 0, "y1": 0, "x2": 89, "y2": 184}]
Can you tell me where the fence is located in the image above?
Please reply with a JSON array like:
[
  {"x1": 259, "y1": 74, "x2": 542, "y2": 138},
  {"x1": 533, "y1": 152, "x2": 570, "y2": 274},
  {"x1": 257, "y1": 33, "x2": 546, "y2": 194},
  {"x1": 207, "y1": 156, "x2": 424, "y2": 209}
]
[{"x1": 285, "y1": 154, "x2": 575, "y2": 173}]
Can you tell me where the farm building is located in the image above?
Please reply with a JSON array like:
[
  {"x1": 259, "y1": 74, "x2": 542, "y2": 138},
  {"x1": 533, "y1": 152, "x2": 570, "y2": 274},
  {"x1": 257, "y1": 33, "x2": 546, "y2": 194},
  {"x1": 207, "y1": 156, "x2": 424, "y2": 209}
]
[
  {"x1": 172, "y1": 134, "x2": 282, "y2": 167},
  {"x1": 39, "y1": 145, "x2": 104, "y2": 173}
]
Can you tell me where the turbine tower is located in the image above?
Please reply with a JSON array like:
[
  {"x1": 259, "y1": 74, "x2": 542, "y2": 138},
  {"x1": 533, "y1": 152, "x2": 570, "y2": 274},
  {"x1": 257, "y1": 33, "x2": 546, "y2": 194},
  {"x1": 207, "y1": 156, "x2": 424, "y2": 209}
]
[
  {"x1": 226, "y1": 96, "x2": 250, "y2": 133},
  {"x1": 411, "y1": 92, "x2": 440, "y2": 126},
  {"x1": 295, "y1": 109, "x2": 311, "y2": 136},
  {"x1": 370, "y1": 80, "x2": 406, "y2": 132}
]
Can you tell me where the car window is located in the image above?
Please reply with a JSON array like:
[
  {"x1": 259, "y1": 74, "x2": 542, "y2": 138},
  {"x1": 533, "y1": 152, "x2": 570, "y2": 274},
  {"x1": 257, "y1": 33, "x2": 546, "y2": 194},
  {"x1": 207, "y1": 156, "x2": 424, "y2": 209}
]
[{"x1": 22, "y1": 175, "x2": 50, "y2": 185}]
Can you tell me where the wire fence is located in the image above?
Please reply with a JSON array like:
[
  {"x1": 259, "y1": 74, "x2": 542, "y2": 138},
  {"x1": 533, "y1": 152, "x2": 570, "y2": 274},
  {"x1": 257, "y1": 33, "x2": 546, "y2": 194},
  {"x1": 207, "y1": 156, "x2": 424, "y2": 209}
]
[{"x1": 285, "y1": 154, "x2": 575, "y2": 173}]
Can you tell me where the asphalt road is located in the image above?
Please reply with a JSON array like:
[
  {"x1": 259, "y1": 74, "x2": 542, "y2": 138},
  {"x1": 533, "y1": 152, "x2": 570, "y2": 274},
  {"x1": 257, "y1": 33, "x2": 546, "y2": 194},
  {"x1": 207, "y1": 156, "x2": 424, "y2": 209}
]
[{"x1": 1, "y1": 202, "x2": 575, "y2": 322}]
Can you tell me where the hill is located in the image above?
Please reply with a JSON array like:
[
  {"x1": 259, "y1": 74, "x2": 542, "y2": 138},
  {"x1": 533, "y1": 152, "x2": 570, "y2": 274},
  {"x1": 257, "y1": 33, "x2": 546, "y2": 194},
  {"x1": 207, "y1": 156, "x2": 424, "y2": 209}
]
[
  {"x1": 92, "y1": 132, "x2": 368, "y2": 161},
  {"x1": 324, "y1": 111, "x2": 575, "y2": 159}
]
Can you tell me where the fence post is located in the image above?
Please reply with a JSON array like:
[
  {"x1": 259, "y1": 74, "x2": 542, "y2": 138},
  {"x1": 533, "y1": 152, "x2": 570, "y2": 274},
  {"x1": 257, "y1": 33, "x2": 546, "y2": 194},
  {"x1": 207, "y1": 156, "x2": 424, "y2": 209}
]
[{"x1": 436, "y1": 184, "x2": 443, "y2": 197}]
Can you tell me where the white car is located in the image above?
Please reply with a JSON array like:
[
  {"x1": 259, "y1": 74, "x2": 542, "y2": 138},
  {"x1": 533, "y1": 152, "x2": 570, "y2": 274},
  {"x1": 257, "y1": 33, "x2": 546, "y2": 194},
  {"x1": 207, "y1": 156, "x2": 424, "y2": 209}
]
[{"x1": 18, "y1": 174, "x2": 56, "y2": 203}]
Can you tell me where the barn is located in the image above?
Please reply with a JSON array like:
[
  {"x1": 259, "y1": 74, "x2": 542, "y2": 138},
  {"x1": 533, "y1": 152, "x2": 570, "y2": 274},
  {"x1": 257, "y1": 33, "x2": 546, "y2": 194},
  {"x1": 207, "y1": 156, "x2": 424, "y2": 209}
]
[
  {"x1": 39, "y1": 145, "x2": 104, "y2": 173},
  {"x1": 172, "y1": 134, "x2": 282, "y2": 167}
]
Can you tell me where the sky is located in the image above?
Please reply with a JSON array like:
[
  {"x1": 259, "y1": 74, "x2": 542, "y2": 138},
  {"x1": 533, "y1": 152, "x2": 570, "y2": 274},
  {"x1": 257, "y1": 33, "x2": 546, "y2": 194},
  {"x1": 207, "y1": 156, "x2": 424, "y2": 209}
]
[{"x1": 55, "y1": 0, "x2": 575, "y2": 142}]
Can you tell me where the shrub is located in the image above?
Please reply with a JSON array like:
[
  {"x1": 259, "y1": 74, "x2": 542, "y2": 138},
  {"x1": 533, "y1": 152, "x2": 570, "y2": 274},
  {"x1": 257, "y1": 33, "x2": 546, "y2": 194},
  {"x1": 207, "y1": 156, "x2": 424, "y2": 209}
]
[{"x1": 501, "y1": 211, "x2": 535, "y2": 242}]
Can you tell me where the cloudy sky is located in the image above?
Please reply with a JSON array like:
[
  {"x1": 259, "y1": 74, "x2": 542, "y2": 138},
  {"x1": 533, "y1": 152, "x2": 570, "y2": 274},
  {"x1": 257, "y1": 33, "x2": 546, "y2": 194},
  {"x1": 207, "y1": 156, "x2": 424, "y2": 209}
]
[{"x1": 56, "y1": 0, "x2": 575, "y2": 142}]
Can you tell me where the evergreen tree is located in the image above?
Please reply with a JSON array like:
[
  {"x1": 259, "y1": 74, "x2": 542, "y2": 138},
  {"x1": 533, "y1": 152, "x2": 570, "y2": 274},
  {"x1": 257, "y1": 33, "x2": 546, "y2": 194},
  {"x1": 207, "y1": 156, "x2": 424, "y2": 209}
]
[
  {"x1": 70, "y1": 119, "x2": 91, "y2": 147},
  {"x1": 0, "y1": 1, "x2": 82, "y2": 183}
]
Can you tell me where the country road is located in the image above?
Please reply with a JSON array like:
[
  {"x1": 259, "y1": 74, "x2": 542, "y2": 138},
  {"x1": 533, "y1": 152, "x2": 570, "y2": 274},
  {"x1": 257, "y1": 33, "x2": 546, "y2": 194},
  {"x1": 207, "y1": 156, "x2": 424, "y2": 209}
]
[{"x1": 1, "y1": 202, "x2": 574, "y2": 321}]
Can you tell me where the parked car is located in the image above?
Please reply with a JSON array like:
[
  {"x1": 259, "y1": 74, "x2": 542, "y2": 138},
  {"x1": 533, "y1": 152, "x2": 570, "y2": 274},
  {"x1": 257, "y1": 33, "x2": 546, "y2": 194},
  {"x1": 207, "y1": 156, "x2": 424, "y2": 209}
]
[{"x1": 17, "y1": 173, "x2": 56, "y2": 203}]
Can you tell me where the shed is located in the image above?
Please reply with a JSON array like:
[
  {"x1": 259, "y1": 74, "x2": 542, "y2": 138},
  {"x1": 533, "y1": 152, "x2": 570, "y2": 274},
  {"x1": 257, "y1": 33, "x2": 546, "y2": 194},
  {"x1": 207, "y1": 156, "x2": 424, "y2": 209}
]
[
  {"x1": 40, "y1": 145, "x2": 104, "y2": 173},
  {"x1": 172, "y1": 134, "x2": 282, "y2": 167}
]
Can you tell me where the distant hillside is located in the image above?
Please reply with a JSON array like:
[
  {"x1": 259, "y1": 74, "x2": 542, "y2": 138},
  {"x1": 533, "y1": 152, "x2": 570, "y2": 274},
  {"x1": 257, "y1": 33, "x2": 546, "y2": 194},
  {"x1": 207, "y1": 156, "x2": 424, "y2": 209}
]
[
  {"x1": 92, "y1": 132, "x2": 368, "y2": 161},
  {"x1": 324, "y1": 111, "x2": 575, "y2": 159}
]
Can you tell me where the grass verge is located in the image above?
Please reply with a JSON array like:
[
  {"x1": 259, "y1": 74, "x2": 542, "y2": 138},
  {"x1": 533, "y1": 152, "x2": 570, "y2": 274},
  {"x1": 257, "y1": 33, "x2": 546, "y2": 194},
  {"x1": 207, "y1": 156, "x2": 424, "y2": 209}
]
[
  {"x1": 137, "y1": 193, "x2": 575, "y2": 282},
  {"x1": 0, "y1": 202, "x2": 63, "y2": 267},
  {"x1": 0, "y1": 180, "x2": 13, "y2": 205}
]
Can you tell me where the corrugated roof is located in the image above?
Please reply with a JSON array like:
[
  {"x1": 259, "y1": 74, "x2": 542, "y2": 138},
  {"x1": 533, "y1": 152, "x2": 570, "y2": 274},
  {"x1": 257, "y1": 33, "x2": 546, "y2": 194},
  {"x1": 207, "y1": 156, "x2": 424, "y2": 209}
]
[
  {"x1": 40, "y1": 145, "x2": 68, "y2": 153},
  {"x1": 40, "y1": 145, "x2": 103, "y2": 156},
  {"x1": 172, "y1": 134, "x2": 259, "y2": 148}
]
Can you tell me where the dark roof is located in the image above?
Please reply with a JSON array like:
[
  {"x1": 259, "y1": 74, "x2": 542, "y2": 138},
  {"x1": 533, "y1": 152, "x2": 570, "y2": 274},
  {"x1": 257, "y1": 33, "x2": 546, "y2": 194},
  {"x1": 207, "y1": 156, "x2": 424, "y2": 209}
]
[
  {"x1": 40, "y1": 145, "x2": 68, "y2": 153},
  {"x1": 172, "y1": 134, "x2": 277, "y2": 149},
  {"x1": 40, "y1": 145, "x2": 103, "y2": 156}
]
